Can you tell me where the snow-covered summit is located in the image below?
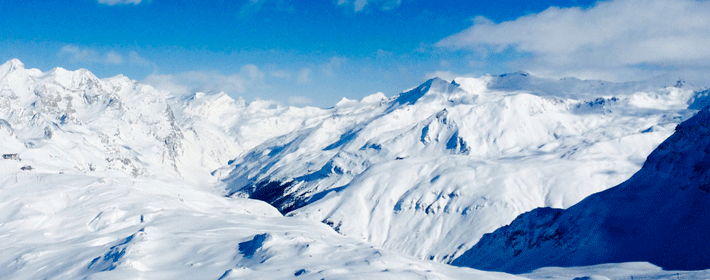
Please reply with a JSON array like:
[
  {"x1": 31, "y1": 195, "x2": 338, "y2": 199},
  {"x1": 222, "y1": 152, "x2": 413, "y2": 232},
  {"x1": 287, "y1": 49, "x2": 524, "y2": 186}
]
[
  {"x1": 0, "y1": 58, "x2": 25, "y2": 75},
  {"x1": 393, "y1": 77, "x2": 462, "y2": 105}
]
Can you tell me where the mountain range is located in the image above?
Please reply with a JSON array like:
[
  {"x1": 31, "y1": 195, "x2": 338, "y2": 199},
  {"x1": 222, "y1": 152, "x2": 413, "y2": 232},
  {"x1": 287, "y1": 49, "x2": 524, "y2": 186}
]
[
  {"x1": 1, "y1": 58, "x2": 709, "y2": 279},
  {"x1": 218, "y1": 72, "x2": 700, "y2": 263}
]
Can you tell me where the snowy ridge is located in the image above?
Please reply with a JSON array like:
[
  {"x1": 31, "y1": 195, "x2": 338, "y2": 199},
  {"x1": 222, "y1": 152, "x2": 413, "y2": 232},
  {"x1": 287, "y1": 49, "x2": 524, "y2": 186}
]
[
  {"x1": 220, "y1": 74, "x2": 701, "y2": 262},
  {"x1": 452, "y1": 106, "x2": 710, "y2": 273}
]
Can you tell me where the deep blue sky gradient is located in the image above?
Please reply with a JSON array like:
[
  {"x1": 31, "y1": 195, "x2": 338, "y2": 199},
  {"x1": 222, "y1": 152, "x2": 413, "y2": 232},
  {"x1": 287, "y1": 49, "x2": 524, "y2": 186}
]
[{"x1": 1, "y1": 0, "x2": 598, "y2": 107}]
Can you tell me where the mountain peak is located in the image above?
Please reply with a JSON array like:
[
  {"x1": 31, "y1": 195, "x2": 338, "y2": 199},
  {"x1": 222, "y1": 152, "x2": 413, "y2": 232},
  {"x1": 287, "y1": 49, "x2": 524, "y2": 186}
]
[
  {"x1": 45, "y1": 66, "x2": 102, "y2": 89},
  {"x1": 393, "y1": 77, "x2": 460, "y2": 105},
  {"x1": 0, "y1": 59, "x2": 26, "y2": 77},
  {"x1": 5, "y1": 58, "x2": 25, "y2": 70}
]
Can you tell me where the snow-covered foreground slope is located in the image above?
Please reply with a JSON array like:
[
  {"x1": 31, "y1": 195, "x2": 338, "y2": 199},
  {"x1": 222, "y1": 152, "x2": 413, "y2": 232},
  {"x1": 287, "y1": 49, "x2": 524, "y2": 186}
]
[
  {"x1": 452, "y1": 106, "x2": 710, "y2": 273},
  {"x1": 219, "y1": 73, "x2": 703, "y2": 263},
  {"x1": 0, "y1": 170, "x2": 524, "y2": 279},
  {"x1": 0, "y1": 59, "x2": 523, "y2": 279}
]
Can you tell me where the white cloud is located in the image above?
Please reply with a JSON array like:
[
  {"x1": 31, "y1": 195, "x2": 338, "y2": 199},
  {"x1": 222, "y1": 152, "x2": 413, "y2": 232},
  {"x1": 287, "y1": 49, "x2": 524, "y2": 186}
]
[
  {"x1": 437, "y1": 0, "x2": 710, "y2": 81},
  {"x1": 297, "y1": 68, "x2": 312, "y2": 84},
  {"x1": 337, "y1": 0, "x2": 402, "y2": 12},
  {"x1": 270, "y1": 69, "x2": 292, "y2": 79},
  {"x1": 414, "y1": 42, "x2": 432, "y2": 53},
  {"x1": 58, "y1": 45, "x2": 157, "y2": 69},
  {"x1": 142, "y1": 65, "x2": 266, "y2": 97},
  {"x1": 128, "y1": 51, "x2": 155, "y2": 68},
  {"x1": 59, "y1": 45, "x2": 125, "y2": 65},
  {"x1": 105, "y1": 51, "x2": 123, "y2": 65},
  {"x1": 59, "y1": 45, "x2": 98, "y2": 63},
  {"x1": 321, "y1": 57, "x2": 347, "y2": 76},
  {"x1": 374, "y1": 49, "x2": 393, "y2": 59},
  {"x1": 287, "y1": 96, "x2": 313, "y2": 105},
  {"x1": 240, "y1": 64, "x2": 265, "y2": 81},
  {"x1": 97, "y1": 0, "x2": 142, "y2": 6}
]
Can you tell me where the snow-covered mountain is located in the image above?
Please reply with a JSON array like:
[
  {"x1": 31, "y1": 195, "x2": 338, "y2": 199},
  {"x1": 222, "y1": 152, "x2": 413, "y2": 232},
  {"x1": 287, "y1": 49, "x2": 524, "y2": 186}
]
[
  {"x1": 0, "y1": 58, "x2": 230, "y2": 182},
  {"x1": 452, "y1": 105, "x2": 710, "y2": 273},
  {"x1": 0, "y1": 59, "x2": 523, "y2": 279},
  {"x1": 218, "y1": 72, "x2": 702, "y2": 263},
  {"x1": 0, "y1": 58, "x2": 334, "y2": 183}
]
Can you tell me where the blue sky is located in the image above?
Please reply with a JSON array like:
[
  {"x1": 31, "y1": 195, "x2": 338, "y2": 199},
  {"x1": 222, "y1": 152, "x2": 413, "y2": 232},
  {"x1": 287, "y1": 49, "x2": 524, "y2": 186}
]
[{"x1": 2, "y1": 0, "x2": 709, "y2": 107}]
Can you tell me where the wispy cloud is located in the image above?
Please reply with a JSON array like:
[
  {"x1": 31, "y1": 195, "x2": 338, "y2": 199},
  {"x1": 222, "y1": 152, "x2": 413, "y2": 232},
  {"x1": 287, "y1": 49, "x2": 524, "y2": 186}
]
[
  {"x1": 58, "y1": 45, "x2": 124, "y2": 65},
  {"x1": 142, "y1": 65, "x2": 266, "y2": 97},
  {"x1": 97, "y1": 0, "x2": 142, "y2": 6},
  {"x1": 104, "y1": 51, "x2": 123, "y2": 65},
  {"x1": 57, "y1": 45, "x2": 157, "y2": 69},
  {"x1": 127, "y1": 51, "x2": 156, "y2": 68},
  {"x1": 373, "y1": 49, "x2": 394, "y2": 59},
  {"x1": 287, "y1": 96, "x2": 313, "y2": 105},
  {"x1": 437, "y1": 0, "x2": 710, "y2": 81},
  {"x1": 270, "y1": 69, "x2": 292, "y2": 79},
  {"x1": 321, "y1": 57, "x2": 346, "y2": 76},
  {"x1": 297, "y1": 68, "x2": 312, "y2": 84},
  {"x1": 336, "y1": 0, "x2": 403, "y2": 12}
]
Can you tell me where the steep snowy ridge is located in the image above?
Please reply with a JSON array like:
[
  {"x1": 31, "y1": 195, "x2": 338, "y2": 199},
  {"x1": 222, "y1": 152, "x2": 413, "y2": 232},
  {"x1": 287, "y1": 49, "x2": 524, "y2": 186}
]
[
  {"x1": 220, "y1": 74, "x2": 700, "y2": 262},
  {"x1": 0, "y1": 59, "x2": 523, "y2": 279},
  {"x1": 453, "y1": 106, "x2": 710, "y2": 273}
]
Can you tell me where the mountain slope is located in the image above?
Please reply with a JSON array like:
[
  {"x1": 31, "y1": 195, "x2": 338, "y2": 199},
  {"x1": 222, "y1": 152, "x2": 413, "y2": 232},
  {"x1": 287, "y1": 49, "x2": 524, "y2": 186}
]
[
  {"x1": 452, "y1": 106, "x2": 710, "y2": 273},
  {"x1": 0, "y1": 169, "x2": 526, "y2": 280},
  {"x1": 219, "y1": 74, "x2": 701, "y2": 262}
]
